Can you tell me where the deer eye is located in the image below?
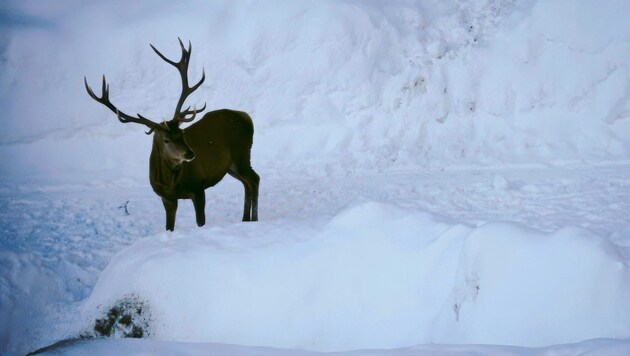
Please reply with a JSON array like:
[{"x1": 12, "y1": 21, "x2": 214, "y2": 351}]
[{"x1": 164, "y1": 139, "x2": 170, "y2": 144}]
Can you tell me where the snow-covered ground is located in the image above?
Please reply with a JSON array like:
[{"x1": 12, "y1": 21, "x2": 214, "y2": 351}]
[
  {"x1": 1, "y1": 0, "x2": 630, "y2": 355},
  {"x1": 25, "y1": 336, "x2": 630, "y2": 356}
]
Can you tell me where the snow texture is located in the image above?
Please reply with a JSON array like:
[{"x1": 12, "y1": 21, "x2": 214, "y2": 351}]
[
  {"x1": 1, "y1": 0, "x2": 630, "y2": 355},
  {"x1": 82, "y1": 201, "x2": 630, "y2": 351}
]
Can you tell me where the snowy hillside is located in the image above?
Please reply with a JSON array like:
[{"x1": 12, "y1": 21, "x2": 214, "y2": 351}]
[
  {"x1": 1, "y1": 0, "x2": 630, "y2": 355},
  {"x1": 2, "y1": 0, "x2": 629, "y2": 181}
]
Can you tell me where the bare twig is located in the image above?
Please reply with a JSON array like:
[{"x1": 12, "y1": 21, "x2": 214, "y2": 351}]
[{"x1": 118, "y1": 200, "x2": 130, "y2": 216}]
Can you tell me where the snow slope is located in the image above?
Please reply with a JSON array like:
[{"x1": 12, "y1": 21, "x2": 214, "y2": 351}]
[
  {"x1": 1, "y1": 0, "x2": 630, "y2": 355},
  {"x1": 1, "y1": 0, "x2": 629, "y2": 181}
]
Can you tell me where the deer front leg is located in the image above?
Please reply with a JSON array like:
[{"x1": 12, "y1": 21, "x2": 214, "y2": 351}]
[
  {"x1": 162, "y1": 198, "x2": 178, "y2": 231},
  {"x1": 192, "y1": 191, "x2": 206, "y2": 227}
]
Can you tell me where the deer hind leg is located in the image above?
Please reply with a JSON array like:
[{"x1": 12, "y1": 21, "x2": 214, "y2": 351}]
[
  {"x1": 228, "y1": 164, "x2": 259, "y2": 222},
  {"x1": 238, "y1": 167, "x2": 259, "y2": 221},
  {"x1": 249, "y1": 168, "x2": 259, "y2": 221},
  {"x1": 192, "y1": 191, "x2": 206, "y2": 227},
  {"x1": 162, "y1": 197, "x2": 178, "y2": 231}
]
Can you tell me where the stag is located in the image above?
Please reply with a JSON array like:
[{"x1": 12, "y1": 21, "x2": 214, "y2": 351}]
[{"x1": 85, "y1": 39, "x2": 259, "y2": 231}]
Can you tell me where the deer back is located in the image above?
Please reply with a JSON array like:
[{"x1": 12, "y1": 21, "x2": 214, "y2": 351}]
[{"x1": 150, "y1": 109, "x2": 254, "y2": 198}]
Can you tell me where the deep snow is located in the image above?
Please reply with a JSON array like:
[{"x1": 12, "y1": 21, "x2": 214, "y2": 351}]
[
  {"x1": 1, "y1": 0, "x2": 630, "y2": 355},
  {"x1": 84, "y1": 201, "x2": 630, "y2": 351}
]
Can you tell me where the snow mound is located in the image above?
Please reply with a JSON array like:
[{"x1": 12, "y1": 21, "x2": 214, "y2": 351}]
[{"x1": 83, "y1": 202, "x2": 630, "y2": 351}]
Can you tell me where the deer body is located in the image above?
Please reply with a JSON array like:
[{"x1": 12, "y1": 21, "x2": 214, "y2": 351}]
[
  {"x1": 86, "y1": 40, "x2": 259, "y2": 231},
  {"x1": 150, "y1": 109, "x2": 259, "y2": 230}
]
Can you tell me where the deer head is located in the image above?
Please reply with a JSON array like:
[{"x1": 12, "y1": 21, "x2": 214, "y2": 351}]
[{"x1": 84, "y1": 38, "x2": 206, "y2": 165}]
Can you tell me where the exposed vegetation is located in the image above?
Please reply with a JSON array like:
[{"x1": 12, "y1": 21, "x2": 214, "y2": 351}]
[{"x1": 91, "y1": 296, "x2": 151, "y2": 339}]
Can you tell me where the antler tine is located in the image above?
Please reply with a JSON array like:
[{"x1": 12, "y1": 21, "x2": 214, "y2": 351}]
[
  {"x1": 138, "y1": 114, "x2": 159, "y2": 135},
  {"x1": 150, "y1": 43, "x2": 178, "y2": 67},
  {"x1": 181, "y1": 103, "x2": 207, "y2": 114},
  {"x1": 84, "y1": 75, "x2": 106, "y2": 104},
  {"x1": 176, "y1": 68, "x2": 205, "y2": 123},
  {"x1": 178, "y1": 105, "x2": 198, "y2": 123},
  {"x1": 191, "y1": 68, "x2": 205, "y2": 92},
  {"x1": 151, "y1": 39, "x2": 206, "y2": 124},
  {"x1": 84, "y1": 75, "x2": 165, "y2": 134},
  {"x1": 177, "y1": 37, "x2": 188, "y2": 60},
  {"x1": 117, "y1": 111, "x2": 157, "y2": 135},
  {"x1": 84, "y1": 76, "x2": 97, "y2": 100},
  {"x1": 102, "y1": 75, "x2": 108, "y2": 99},
  {"x1": 176, "y1": 37, "x2": 193, "y2": 61},
  {"x1": 115, "y1": 109, "x2": 127, "y2": 123},
  {"x1": 178, "y1": 102, "x2": 207, "y2": 123}
]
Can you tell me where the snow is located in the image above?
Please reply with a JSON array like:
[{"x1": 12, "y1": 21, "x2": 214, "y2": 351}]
[
  {"x1": 25, "y1": 337, "x2": 630, "y2": 356},
  {"x1": 3, "y1": 0, "x2": 630, "y2": 181},
  {"x1": 81, "y1": 201, "x2": 629, "y2": 351},
  {"x1": 1, "y1": 0, "x2": 630, "y2": 355}
]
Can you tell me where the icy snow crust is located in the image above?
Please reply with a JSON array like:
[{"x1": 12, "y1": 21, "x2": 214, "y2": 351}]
[{"x1": 1, "y1": 0, "x2": 630, "y2": 354}]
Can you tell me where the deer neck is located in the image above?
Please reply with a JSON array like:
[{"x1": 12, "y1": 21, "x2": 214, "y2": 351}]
[{"x1": 149, "y1": 138, "x2": 183, "y2": 194}]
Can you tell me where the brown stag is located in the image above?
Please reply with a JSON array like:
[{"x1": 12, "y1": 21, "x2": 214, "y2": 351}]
[{"x1": 85, "y1": 39, "x2": 259, "y2": 231}]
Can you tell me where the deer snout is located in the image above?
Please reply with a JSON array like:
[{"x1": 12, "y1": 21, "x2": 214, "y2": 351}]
[{"x1": 184, "y1": 150, "x2": 195, "y2": 161}]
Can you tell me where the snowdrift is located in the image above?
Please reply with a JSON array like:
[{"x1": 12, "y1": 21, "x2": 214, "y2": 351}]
[{"x1": 84, "y1": 202, "x2": 630, "y2": 351}]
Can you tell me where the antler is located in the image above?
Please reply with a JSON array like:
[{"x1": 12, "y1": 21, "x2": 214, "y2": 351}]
[
  {"x1": 84, "y1": 75, "x2": 165, "y2": 134},
  {"x1": 150, "y1": 38, "x2": 206, "y2": 125}
]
